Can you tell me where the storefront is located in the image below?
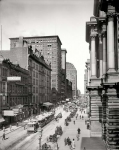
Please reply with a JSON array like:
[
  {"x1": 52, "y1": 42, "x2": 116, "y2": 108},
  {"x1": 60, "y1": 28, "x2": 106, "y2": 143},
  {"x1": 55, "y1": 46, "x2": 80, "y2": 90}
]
[
  {"x1": 3, "y1": 108, "x2": 23, "y2": 124},
  {"x1": 0, "y1": 114, "x2": 5, "y2": 128}
]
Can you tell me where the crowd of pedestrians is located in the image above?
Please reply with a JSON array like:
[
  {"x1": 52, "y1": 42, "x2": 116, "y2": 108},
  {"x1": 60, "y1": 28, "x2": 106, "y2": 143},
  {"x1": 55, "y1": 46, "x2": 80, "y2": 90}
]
[{"x1": 62, "y1": 108, "x2": 88, "y2": 150}]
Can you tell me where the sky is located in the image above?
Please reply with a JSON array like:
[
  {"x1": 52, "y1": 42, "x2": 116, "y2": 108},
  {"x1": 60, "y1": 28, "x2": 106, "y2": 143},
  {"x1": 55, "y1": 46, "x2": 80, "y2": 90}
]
[{"x1": 0, "y1": 0, "x2": 94, "y2": 94}]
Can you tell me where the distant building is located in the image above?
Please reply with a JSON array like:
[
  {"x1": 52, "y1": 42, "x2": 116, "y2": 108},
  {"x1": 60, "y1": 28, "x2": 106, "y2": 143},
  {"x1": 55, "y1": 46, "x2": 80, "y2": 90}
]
[
  {"x1": 66, "y1": 79, "x2": 72, "y2": 99},
  {"x1": 77, "y1": 89, "x2": 81, "y2": 98},
  {"x1": 66, "y1": 62, "x2": 77, "y2": 99},
  {"x1": 84, "y1": 69, "x2": 88, "y2": 96},
  {"x1": 61, "y1": 49, "x2": 67, "y2": 101},
  {"x1": 9, "y1": 36, "x2": 62, "y2": 100}
]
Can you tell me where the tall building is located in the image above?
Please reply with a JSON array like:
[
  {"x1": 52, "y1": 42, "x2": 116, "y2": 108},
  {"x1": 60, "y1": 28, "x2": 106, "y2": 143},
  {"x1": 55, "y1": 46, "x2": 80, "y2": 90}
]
[
  {"x1": 9, "y1": 36, "x2": 62, "y2": 97},
  {"x1": 66, "y1": 79, "x2": 72, "y2": 99},
  {"x1": 1, "y1": 37, "x2": 52, "y2": 110},
  {"x1": 66, "y1": 62, "x2": 77, "y2": 99},
  {"x1": 84, "y1": 69, "x2": 88, "y2": 96},
  {"x1": 61, "y1": 49, "x2": 67, "y2": 100}
]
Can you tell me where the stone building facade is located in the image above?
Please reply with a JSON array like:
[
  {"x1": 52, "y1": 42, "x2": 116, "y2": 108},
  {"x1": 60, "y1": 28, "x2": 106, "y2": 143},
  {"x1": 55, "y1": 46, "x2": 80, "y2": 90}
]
[
  {"x1": 1, "y1": 37, "x2": 52, "y2": 112},
  {"x1": 0, "y1": 58, "x2": 31, "y2": 124},
  {"x1": 85, "y1": 0, "x2": 119, "y2": 149}
]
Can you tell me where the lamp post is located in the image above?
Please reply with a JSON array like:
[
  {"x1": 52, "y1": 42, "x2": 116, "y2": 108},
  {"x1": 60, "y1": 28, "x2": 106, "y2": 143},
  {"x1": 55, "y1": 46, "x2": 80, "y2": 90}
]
[{"x1": 38, "y1": 125, "x2": 43, "y2": 150}]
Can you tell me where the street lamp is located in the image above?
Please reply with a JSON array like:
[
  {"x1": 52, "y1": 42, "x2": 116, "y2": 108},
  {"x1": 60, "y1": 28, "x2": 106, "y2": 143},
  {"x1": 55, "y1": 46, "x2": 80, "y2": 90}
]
[{"x1": 38, "y1": 125, "x2": 43, "y2": 150}]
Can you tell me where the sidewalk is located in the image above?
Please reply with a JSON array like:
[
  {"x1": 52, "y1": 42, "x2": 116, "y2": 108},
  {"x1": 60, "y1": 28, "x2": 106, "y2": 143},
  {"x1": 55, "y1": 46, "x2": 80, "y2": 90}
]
[
  {"x1": 0, "y1": 125, "x2": 22, "y2": 138},
  {"x1": 58, "y1": 110, "x2": 106, "y2": 150}
]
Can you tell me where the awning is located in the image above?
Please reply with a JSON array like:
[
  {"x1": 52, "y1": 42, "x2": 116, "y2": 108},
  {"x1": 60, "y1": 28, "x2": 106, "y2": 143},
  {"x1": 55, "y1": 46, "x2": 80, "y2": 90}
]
[
  {"x1": 11, "y1": 104, "x2": 23, "y2": 109},
  {"x1": 0, "y1": 115, "x2": 5, "y2": 123},
  {"x1": 42, "y1": 102, "x2": 54, "y2": 107}
]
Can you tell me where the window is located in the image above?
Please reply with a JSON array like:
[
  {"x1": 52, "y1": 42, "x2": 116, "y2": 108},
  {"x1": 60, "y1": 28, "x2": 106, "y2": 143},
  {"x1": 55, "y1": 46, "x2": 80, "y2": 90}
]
[
  {"x1": 33, "y1": 71, "x2": 35, "y2": 77},
  {"x1": 33, "y1": 87, "x2": 35, "y2": 93}
]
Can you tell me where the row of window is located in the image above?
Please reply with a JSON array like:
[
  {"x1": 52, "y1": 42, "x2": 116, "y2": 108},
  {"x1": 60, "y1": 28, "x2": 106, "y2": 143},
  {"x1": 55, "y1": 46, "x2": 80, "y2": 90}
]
[
  {"x1": 32, "y1": 86, "x2": 51, "y2": 94},
  {"x1": 9, "y1": 97, "x2": 28, "y2": 106},
  {"x1": 32, "y1": 94, "x2": 50, "y2": 104},
  {"x1": 8, "y1": 84, "x2": 29, "y2": 94}
]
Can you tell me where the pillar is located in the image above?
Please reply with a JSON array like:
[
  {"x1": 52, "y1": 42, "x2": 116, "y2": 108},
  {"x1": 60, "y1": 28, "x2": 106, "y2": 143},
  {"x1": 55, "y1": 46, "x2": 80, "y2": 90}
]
[
  {"x1": 107, "y1": 15, "x2": 115, "y2": 72},
  {"x1": 102, "y1": 29, "x2": 107, "y2": 75},
  {"x1": 99, "y1": 34, "x2": 103, "y2": 77},
  {"x1": 90, "y1": 35, "x2": 97, "y2": 78}
]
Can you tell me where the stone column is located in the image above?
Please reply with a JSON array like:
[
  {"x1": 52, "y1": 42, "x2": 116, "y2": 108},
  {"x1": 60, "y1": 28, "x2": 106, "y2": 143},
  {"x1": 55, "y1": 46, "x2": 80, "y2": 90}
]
[
  {"x1": 99, "y1": 34, "x2": 103, "y2": 77},
  {"x1": 91, "y1": 35, "x2": 97, "y2": 78},
  {"x1": 107, "y1": 15, "x2": 115, "y2": 72},
  {"x1": 88, "y1": 65, "x2": 90, "y2": 86},
  {"x1": 102, "y1": 25, "x2": 107, "y2": 75},
  {"x1": 117, "y1": 16, "x2": 119, "y2": 71}
]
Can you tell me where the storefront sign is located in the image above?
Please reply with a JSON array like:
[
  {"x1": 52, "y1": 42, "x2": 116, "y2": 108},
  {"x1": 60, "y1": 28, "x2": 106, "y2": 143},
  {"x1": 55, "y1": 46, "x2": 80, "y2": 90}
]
[
  {"x1": 7, "y1": 76, "x2": 21, "y2": 81},
  {"x1": 3, "y1": 110, "x2": 14, "y2": 116}
]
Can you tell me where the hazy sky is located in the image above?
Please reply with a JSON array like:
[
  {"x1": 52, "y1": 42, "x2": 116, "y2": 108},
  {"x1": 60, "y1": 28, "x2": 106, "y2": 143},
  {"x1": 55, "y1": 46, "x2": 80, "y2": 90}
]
[{"x1": 0, "y1": 0, "x2": 94, "y2": 94}]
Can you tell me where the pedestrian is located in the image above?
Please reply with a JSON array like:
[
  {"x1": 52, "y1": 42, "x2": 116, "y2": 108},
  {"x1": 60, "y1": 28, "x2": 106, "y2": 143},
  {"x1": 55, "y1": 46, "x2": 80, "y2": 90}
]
[
  {"x1": 10, "y1": 125, "x2": 12, "y2": 131},
  {"x1": 16, "y1": 122, "x2": 18, "y2": 127},
  {"x1": 77, "y1": 128, "x2": 80, "y2": 134},
  {"x1": 82, "y1": 115, "x2": 84, "y2": 120},
  {"x1": 76, "y1": 133, "x2": 79, "y2": 141},
  {"x1": 2, "y1": 132, "x2": 5, "y2": 140},
  {"x1": 73, "y1": 120, "x2": 75, "y2": 125},
  {"x1": 85, "y1": 120, "x2": 86, "y2": 125},
  {"x1": 68, "y1": 139, "x2": 72, "y2": 150},
  {"x1": 56, "y1": 142, "x2": 59, "y2": 150},
  {"x1": 72, "y1": 139, "x2": 76, "y2": 149},
  {"x1": 3, "y1": 126, "x2": 5, "y2": 132},
  {"x1": 67, "y1": 137, "x2": 70, "y2": 145},
  {"x1": 64, "y1": 138, "x2": 67, "y2": 146},
  {"x1": 83, "y1": 147, "x2": 86, "y2": 150},
  {"x1": 47, "y1": 136, "x2": 49, "y2": 142}
]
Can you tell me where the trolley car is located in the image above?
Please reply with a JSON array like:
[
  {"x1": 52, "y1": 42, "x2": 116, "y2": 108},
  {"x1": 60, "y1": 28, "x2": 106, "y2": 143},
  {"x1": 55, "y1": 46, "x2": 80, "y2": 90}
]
[{"x1": 27, "y1": 120, "x2": 39, "y2": 133}]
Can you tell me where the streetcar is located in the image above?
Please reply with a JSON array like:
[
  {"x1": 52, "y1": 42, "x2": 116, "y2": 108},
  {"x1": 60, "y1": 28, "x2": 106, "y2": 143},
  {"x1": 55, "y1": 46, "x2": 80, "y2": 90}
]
[
  {"x1": 27, "y1": 120, "x2": 39, "y2": 133},
  {"x1": 27, "y1": 112, "x2": 54, "y2": 132}
]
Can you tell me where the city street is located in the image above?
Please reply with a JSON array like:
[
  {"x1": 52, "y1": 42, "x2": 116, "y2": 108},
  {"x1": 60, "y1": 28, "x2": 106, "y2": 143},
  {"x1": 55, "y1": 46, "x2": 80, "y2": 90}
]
[
  {"x1": 0, "y1": 107, "x2": 107, "y2": 150},
  {"x1": 0, "y1": 106, "x2": 70, "y2": 150}
]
